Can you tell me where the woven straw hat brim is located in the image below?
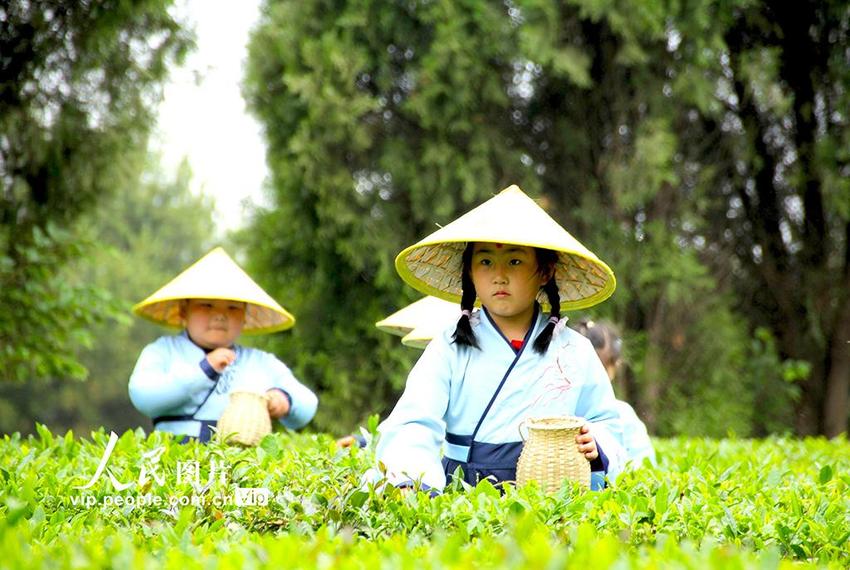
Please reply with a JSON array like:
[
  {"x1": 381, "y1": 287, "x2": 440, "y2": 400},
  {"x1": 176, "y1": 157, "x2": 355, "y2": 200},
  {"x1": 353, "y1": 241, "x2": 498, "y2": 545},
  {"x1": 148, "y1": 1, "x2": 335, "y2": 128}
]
[
  {"x1": 133, "y1": 247, "x2": 295, "y2": 334},
  {"x1": 375, "y1": 296, "x2": 459, "y2": 337},
  {"x1": 395, "y1": 185, "x2": 616, "y2": 311},
  {"x1": 400, "y1": 315, "x2": 457, "y2": 349},
  {"x1": 401, "y1": 328, "x2": 432, "y2": 349}
]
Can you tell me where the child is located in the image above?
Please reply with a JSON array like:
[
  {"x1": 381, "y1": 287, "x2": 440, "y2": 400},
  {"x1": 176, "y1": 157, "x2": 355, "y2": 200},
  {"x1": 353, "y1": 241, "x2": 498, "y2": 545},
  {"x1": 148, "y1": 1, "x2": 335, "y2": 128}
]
[
  {"x1": 129, "y1": 247, "x2": 318, "y2": 442},
  {"x1": 573, "y1": 319, "x2": 656, "y2": 466},
  {"x1": 372, "y1": 185, "x2": 625, "y2": 492}
]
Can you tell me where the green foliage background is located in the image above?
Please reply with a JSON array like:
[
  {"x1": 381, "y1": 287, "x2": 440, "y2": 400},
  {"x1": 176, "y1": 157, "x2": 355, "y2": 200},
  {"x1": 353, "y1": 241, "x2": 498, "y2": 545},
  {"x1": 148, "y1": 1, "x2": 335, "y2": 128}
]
[
  {"x1": 0, "y1": 158, "x2": 216, "y2": 434},
  {"x1": 239, "y1": 0, "x2": 850, "y2": 437},
  {"x1": 0, "y1": 0, "x2": 193, "y2": 384},
  {"x1": 1, "y1": 0, "x2": 849, "y2": 440}
]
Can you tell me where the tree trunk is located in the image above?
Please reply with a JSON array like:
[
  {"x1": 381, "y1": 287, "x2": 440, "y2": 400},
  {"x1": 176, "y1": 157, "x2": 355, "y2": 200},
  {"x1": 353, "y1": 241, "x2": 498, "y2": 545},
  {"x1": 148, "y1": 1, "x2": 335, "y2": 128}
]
[
  {"x1": 794, "y1": 353, "x2": 825, "y2": 436},
  {"x1": 823, "y1": 327, "x2": 850, "y2": 437},
  {"x1": 823, "y1": 267, "x2": 850, "y2": 437},
  {"x1": 642, "y1": 295, "x2": 667, "y2": 432}
]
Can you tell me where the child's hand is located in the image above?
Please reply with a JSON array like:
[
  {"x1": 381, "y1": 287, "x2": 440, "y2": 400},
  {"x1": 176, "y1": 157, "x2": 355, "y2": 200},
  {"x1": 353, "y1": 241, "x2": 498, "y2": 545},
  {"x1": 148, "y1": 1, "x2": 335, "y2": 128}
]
[
  {"x1": 266, "y1": 389, "x2": 290, "y2": 419},
  {"x1": 206, "y1": 348, "x2": 236, "y2": 373},
  {"x1": 575, "y1": 424, "x2": 599, "y2": 461},
  {"x1": 337, "y1": 435, "x2": 357, "y2": 448}
]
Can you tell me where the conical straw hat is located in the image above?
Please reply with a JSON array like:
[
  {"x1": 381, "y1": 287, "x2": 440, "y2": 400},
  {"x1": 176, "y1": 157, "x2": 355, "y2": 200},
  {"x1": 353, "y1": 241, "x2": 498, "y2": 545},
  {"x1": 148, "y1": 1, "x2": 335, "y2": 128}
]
[
  {"x1": 401, "y1": 325, "x2": 440, "y2": 349},
  {"x1": 375, "y1": 296, "x2": 459, "y2": 337},
  {"x1": 395, "y1": 185, "x2": 615, "y2": 310},
  {"x1": 133, "y1": 247, "x2": 295, "y2": 334}
]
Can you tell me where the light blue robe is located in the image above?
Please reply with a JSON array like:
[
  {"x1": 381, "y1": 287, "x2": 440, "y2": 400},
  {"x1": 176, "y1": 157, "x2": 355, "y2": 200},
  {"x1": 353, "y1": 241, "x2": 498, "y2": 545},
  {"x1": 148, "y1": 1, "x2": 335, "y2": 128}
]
[
  {"x1": 615, "y1": 400, "x2": 656, "y2": 467},
  {"x1": 373, "y1": 307, "x2": 626, "y2": 491},
  {"x1": 129, "y1": 332, "x2": 318, "y2": 439}
]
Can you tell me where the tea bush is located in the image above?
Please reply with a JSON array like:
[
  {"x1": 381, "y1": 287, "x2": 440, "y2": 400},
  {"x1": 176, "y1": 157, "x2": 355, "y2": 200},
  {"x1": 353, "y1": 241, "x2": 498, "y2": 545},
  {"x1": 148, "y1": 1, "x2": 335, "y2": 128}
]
[{"x1": 1, "y1": 424, "x2": 847, "y2": 569}]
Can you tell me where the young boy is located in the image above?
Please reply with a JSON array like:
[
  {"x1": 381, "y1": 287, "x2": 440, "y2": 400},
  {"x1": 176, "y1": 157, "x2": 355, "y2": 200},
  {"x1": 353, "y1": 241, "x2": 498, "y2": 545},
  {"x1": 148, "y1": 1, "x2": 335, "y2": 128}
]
[{"x1": 129, "y1": 247, "x2": 318, "y2": 442}]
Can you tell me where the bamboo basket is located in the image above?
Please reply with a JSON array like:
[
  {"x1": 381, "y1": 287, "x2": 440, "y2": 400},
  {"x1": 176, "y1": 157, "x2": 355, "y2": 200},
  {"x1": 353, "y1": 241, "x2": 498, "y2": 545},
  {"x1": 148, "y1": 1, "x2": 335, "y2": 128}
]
[
  {"x1": 515, "y1": 416, "x2": 591, "y2": 492},
  {"x1": 216, "y1": 391, "x2": 272, "y2": 446}
]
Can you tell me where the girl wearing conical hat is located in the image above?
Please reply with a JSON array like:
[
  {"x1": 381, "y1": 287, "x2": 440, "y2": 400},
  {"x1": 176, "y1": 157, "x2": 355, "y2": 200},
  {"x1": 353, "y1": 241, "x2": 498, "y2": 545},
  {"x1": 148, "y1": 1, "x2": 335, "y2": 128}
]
[
  {"x1": 371, "y1": 185, "x2": 626, "y2": 491},
  {"x1": 128, "y1": 248, "x2": 318, "y2": 442}
]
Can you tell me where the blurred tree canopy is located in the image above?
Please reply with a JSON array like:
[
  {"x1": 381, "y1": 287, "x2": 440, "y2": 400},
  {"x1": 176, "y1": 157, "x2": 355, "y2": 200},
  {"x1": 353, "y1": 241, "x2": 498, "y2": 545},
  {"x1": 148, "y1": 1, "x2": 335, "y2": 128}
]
[
  {"x1": 690, "y1": 2, "x2": 850, "y2": 437},
  {"x1": 0, "y1": 158, "x2": 217, "y2": 435},
  {"x1": 2, "y1": 0, "x2": 845, "y2": 439},
  {"x1": 0, "y1": 1, "x2": 192, "y2": 383},
  {"x1": 243, "y1": 0, "x2": 849, "y2": 437}
]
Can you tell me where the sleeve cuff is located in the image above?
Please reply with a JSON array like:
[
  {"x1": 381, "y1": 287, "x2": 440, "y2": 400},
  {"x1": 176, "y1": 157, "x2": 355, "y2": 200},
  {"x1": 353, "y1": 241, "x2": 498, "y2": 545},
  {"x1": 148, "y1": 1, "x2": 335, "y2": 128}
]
[
  {"x1": 268, "y1": 387, "x2": 292, "y2": 414},
  {"x1": 199, "y1": 358, "x2": 220, "y2": 380},
  {"x1": 589, "y1": 441, "x2": 609, "y2": 472}
]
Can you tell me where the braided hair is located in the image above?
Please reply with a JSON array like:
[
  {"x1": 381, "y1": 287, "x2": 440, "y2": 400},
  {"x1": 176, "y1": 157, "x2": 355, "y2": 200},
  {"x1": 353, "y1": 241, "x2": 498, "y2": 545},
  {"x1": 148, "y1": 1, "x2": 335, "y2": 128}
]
[
  {"x1": 531, "y1": 249, "x2": 560, "y2": 354},
  {"x1": 451, "y1": 244, "x2": 480, "y2": 349}
]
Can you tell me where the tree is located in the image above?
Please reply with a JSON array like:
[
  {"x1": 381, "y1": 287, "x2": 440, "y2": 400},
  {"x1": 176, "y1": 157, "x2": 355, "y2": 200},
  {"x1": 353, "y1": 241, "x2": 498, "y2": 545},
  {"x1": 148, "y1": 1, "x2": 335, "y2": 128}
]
[
  {"x1": 0, "y1": 158, "x2": 217, "y2": 435},
  {"x1": 242, "y1": 0, "x2": 790, "y2": 436},
  {"x1": 502, "y1": 1, "x2": 759, "y2": 434},
  {"x1": 242, "y1": 0, "x2": 528, "y2": 433},
  {"x1": 684, "y1": 2, "x2": 850, "y2": 436},
  {"x1": 0, "y1": 0, "x2": 192, "y2": 383}
]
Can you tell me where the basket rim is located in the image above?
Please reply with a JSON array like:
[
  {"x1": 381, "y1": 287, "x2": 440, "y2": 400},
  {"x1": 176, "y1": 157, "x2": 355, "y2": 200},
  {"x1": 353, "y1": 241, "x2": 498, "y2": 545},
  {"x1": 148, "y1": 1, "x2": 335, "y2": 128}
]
[
  {"x1": 228, "y1": 390, "x2": 271, "y2": 402},
  {"x1": 522, "y1": 415, "x2": 585, "y2": 429}
]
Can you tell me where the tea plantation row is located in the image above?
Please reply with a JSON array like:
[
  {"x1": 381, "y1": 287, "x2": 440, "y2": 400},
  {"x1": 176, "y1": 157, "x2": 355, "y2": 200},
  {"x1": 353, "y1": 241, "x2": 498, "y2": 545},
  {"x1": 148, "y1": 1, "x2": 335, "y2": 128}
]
[{"x1": 0, "y1": 424, "x2": 847, "y2": 569}]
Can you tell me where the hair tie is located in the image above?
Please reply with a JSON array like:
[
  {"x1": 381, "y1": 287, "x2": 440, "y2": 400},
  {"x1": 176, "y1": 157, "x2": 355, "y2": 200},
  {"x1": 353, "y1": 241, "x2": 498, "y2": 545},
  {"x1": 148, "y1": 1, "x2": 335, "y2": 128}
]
[
  {"x1": 548, "y1": 316, "x2": 560, "y2": 325},
  {"x1": 461, "y1": 309, "x2": 471, "y2": 318}
]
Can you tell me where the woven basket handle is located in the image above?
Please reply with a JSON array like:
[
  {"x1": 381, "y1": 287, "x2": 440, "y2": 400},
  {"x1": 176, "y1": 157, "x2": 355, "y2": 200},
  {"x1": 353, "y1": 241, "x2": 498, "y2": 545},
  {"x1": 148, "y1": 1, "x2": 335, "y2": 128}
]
[{"x1": 518, "y1": 418, "x2": 530, "y2": 442}]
